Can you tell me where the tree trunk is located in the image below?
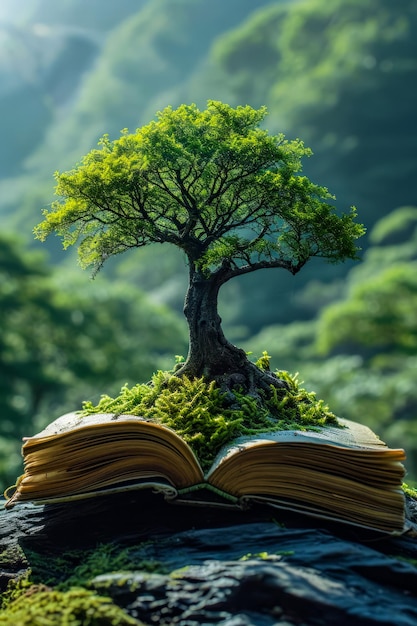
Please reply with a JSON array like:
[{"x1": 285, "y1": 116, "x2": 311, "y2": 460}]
[
  {"x1": 178, "y1": 268, "x2": 243, "y2": 377},
  {"x1": 176, "y1": 267, "x2": 286, "y2": 394}
]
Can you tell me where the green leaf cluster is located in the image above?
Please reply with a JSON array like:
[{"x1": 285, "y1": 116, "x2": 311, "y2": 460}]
[
  {"x1": 35, "y1": 100, "x2": 364, "y2": 278},
  {"x1": 317, "y1": 263, "x2": 417, "y2": 356}
]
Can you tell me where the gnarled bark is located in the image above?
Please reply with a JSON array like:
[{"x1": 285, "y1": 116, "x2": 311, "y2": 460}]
[{"x1": 176, "y1": 266, "x2": 287, "y2": 394}]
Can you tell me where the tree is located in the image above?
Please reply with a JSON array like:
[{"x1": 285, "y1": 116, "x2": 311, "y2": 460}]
[{"x1": 35, "y1": 101, "x2": 364, "y2": 395}]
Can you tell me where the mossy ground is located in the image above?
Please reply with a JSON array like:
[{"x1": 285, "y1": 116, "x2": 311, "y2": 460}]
[
  {"x1": 0, "y1": 543, "x2": 158, "y2": 625},
  {"x1": 11, "y1": 542, "x2": 166, "y2": 592},
  {"x1": 0, "y1": 586, "x2": 141, "y2": 625},
  {"x1": 82, "y1": 354, "x2": 338, "y2": 472},
  {"x1": 0, "y1": 545, "x2": 27, "y2": 571}
]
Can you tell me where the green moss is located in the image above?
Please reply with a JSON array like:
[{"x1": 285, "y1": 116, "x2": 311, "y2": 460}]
[
  {"x1": 393, "y1": 555, "x2": 417, "y2": 568},
  {"x1": 0, "y1": 586, "x2": 141, "y2": 625},
  {"x1": 63, "y1": 544, "x2": 139, "y2": 591},
  {"x1": 0, "y1": 545, "x2": 28, "y2": 570},
  {"x1": 402, "y1": 482, "x2": 417, "y2": 499},
  {"x1": 239, "y1": 550, "x2": 294, "y2": 561},
  {"x1": 25, "y1": 543, "x2": 147, "y2": 590},
  {"x1": 239, "y1": 551, "x2": 271, "y2": 561},
  {"x1": 0, "y1": 543, "x2": 165, "y2": 624},
  {"x1": 0, "y1": 572, "x2": 32, "y2": 611},
  {"x1": 82, "y1": 356, "x2": 338, "y2": 472}
]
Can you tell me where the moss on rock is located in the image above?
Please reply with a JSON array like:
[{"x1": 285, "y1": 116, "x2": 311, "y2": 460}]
[
  {"x1": 19, "y1": 543, "x2": 153, "y2": 591},
  {"x1": 0, "y1": 544, "x2": 151, "y2": 625},
  {"x1": 0, "y1": 586, "x2": 141, "y2": 625},
  {"x1": 403, "y1": 482, "x2": 417, "y2": 498},
  {"x1": 0, "y1": 545, "x2": 28, "y2": 571}
]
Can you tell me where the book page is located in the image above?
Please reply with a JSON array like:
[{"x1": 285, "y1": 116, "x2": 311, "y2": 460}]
[
  {"x1": 25, "y1": 412, "x2": 159, "y2": 438},
  {"x1": 23, "y1": 413, "x2": 202, "y2": 475},
  {"x1": 206, "y1": 417, "x2": 402, "y2": 480},
  {"x1": 6, "y1": 412, "x2": 204, "y2": 508}
]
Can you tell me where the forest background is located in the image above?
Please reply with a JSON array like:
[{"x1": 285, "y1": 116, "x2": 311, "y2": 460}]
[{"x1": 1, "y1": 0, "x2": 416, "y2": 491}]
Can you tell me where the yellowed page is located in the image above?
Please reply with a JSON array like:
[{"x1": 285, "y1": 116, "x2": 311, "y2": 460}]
[
  {"x1": 6, "y1": 412, "x2": 204, "y2": 508},
  {"x1": 207, "y1": 418, "x2": 405, "y2": 481},
  {"x1": 205, "y1": 417, "x2": 406, "y2": 534}
]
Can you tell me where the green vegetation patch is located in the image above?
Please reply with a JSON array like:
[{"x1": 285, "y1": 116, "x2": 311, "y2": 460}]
[
  {"x1": 402, "y1": 482, "x2": 417, "y2": 499},
  {"x1": 0, "y1": 543, "x2": 156, "y2": 625},
  {"x1": 0, "y1": 572, "x2": 32, "y2": 612},
  {"x1": 82, "y1": 356, "x2": 338, "y2": 472},
  {"x1": 23, "y1": 543, "x2": 148, "y2": 591},
  {"x1": 239, "y1": 550, "x2": 294, "y2": 561},
  {"x1": 0, "y1": 545, "x2": 27, "y2": 570},
  {"x1": 0, "y1": 586, "x2": 140, "y2": 626}
]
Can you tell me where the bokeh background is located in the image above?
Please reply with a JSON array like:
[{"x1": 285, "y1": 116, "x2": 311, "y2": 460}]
[{"x1": 1, "y1": 0, "x2": 416, "y2": 490}]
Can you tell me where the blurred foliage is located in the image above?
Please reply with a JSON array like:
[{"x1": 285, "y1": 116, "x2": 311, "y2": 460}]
[
  {"x1": 12, "y1": 0, "x2": 147, "y2": 32},
  {"x1": 369, "y1": 206, "x2": 417, "y2": 247},
  {"x1": 210, "y1": 3, "x2": 288, "y2": 109},
  {"x1": 0, "y1": 22, "x2": 98, "y2": 178},
  {"x1": 212, "y1": 0, "x2": 417, "y2": 219},
  {"x1": 0, "y1": 234, "x2": 187, "y2": 490},
  {"x1": 11, "y1": 0, "x2": 272, "y2": 198},
  {"x1": 317, "y1": 264, "x2": 417, "y2": 356},
  {"x1": 204, "y1": 6, "x2": 287, "y2": 106}
]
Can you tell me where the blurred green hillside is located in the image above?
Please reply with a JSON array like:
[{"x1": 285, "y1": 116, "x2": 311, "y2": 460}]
[{"x1": 1, "y1": 0, "x2": 416, "y2": 489}]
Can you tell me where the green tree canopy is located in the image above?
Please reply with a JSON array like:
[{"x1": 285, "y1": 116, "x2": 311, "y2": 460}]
[{"x1": 35, "y1": 100, "x2": 364, "y2": 393}]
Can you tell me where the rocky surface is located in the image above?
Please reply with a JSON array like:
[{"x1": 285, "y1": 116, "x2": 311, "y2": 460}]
[{"x1": 1, "y1": 492, "x2": 417, "y2": 625}]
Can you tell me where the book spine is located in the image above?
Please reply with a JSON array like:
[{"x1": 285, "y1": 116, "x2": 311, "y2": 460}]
[{"x1": 177, "y1": 483, "x2": 239, "y2": 503}]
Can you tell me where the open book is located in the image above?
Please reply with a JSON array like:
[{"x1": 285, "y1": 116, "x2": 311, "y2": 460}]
[{"x1": 4, "y1": 412, "x2": 407, "y2": 534}]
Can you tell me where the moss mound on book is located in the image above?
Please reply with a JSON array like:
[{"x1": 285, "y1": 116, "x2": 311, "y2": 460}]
[{"x1": 82, "y1": 355, "x2": 338, "y2": 473}]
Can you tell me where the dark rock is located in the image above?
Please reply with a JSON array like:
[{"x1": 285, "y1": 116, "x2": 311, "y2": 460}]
[
  {"x1": 92, "y1": 555, "x2": 417, "y2": 626},
  {"x1": 1, "y1": 493, "x2": 417, "y2": 625}
]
